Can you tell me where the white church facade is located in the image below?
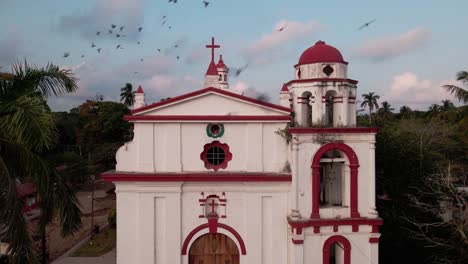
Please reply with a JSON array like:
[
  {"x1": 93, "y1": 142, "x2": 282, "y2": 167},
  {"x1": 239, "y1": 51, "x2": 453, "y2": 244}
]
[{"x1": 102, "y1": 38, "x2": 382, "y2": 264}]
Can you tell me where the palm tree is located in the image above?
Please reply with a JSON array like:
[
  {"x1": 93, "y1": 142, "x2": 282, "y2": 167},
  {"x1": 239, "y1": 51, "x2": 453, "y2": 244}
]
[
  {"x1": 428, "y1": 104, "x2": 441, "y2": 117},
  {"x1": 0, "y1": 62, "x2": 82, "y2": 263},
  {"x1": 440, "y1": 99, "x2": 455, "y2": 111},
  {"x1": 361, "y1": 92, "x2": 380, "y2": 125},
  {"x1": 399, "y1": 105, "x2": 413, "y2": 118},
  {"x1": 377, "y1": 101, "x2": 394, "y2": 120},
  {"x1": 443, "y1": 71, "x2": 468, "y2": 103},
  {"x1": 120, "y1": 83, "x2": 135, "y2": 106}
]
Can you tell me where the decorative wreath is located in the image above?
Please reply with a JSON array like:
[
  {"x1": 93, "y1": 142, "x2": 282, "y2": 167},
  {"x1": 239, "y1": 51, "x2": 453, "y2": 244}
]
[{"x1": 206, "y1": 123, "x2": 225, "y2": 138}]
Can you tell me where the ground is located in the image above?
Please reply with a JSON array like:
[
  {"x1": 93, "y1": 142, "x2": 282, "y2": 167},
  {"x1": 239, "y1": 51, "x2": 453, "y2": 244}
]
[
  {"x1": 30, "y1": 180, "x2": 116, "y2": 262},
  {"x1": 53, "y1": 249, "x2": 116, "y2": 264}
]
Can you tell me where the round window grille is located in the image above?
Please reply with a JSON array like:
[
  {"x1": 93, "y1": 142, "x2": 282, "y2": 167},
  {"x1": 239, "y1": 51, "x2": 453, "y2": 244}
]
[{"x1": 200, "y1": 141, "x2": 232, "y2": 171}]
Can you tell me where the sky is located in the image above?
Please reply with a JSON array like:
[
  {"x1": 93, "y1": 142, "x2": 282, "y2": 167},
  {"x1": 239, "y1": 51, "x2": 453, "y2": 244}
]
[{"x1": 0, "y1": 0, "x2": 467, "y2": 111}]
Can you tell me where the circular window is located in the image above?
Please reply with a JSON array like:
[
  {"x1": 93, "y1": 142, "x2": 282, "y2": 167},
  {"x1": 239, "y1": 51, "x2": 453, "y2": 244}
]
[
  {"x1": 206, "y1": 123, "x2": 225, "y2": 138},
  {"x1": 200, "y1": 141, "x2": 232, "y2": 171}
]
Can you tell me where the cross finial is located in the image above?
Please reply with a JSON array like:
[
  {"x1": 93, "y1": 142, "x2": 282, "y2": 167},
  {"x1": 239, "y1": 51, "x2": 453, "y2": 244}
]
[{"x1": 205, "y1": 37, "x2": 220, "y2": 62}]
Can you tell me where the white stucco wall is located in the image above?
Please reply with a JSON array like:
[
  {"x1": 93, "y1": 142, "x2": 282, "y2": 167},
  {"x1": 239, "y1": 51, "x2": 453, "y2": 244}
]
[
  {"x1": 116, "y1": 121, "x2": 289, "y2": 173},
  {"x1": 115, "y1": 182, "x2": 290, "y2": 264}
]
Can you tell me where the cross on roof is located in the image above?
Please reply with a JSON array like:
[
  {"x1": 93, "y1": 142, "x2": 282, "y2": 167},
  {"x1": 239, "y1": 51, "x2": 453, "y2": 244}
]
[{"x1": 205, "y1": 37, "x2": 220, "y2": 62}]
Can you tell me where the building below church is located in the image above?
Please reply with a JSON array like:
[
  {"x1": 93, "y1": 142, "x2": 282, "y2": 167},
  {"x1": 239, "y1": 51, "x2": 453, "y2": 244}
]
[{"x1": 103, "y1": 37, "x2": 382, "y2": 264}]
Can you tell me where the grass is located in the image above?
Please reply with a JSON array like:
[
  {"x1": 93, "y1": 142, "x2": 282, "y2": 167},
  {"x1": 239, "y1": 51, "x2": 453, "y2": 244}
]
[{"x1": 72, "y1": 228, "x2": 116, "y2": 257}]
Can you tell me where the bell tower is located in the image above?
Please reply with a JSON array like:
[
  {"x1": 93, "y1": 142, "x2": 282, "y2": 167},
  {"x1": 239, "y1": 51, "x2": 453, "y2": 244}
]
[{"x1": 285, "y1": 41, "x2": 357, "y2": 127}]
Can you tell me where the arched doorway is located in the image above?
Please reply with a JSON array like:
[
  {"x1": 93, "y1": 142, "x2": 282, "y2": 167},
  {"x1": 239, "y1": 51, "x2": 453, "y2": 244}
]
[
  {"x1": 322, "y1": 235, "x2": 351, "y2": 264},
  {"x1": 189, "y1": 233, "x2": 240, "y2": 264}
]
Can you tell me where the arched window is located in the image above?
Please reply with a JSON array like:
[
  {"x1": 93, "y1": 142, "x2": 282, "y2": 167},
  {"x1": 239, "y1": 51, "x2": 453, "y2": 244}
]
[
  {"x1": 319, "y1": 150, "x2": 345, "y2": 207},
  {"x1": 301, "y1": 91, "x2": 312, "y2": 127},
  {"x1": 323, "y1": 235, "x2": 351, "y2": 264},
  {"x1": 311, "y1": 143, "x2": 360, "y2": 219},
  {"x1": 325, "y1": 90, "x2": 337, "y2": 126}
]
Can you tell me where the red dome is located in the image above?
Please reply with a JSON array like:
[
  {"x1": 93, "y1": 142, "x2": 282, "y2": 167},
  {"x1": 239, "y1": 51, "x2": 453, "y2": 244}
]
[{"x1": 297, "y1": 40, "x2": 347, "y2": 66}]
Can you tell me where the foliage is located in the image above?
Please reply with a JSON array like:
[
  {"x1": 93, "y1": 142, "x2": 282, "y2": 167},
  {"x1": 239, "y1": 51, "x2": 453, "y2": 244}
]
[
  {"x1": 119, "y1": 83, "x2": 135, "y2": 107},
  {"x1": 361, "y1": 92, "x2": 380, "y2": 125},
  {"x1": 275, "y1": 125, "x2": 292, "y2": 144},
  {"x1": 375, "y1": 105, "x2": 468, "y2": 264},
  {"x1": 0, "y1": 61, "x2": 82, "y2": 263},
  {"x1": 443, "y1": 70, "x2": 468, "y2": 103},
  {"x1": 107, "y1": 208, "x2": 116, "y2": 228}
]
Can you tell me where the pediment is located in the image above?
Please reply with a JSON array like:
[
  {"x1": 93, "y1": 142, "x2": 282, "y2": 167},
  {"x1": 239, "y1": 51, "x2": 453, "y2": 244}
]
[{"x1": 132, "y1": 88, "x2": 290, "y2": 117}]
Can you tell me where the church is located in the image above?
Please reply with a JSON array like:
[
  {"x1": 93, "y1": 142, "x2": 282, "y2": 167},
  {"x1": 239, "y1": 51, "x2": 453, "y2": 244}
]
[{"x1": 102, "y1": 37, "x2": 382, "y2": 264}]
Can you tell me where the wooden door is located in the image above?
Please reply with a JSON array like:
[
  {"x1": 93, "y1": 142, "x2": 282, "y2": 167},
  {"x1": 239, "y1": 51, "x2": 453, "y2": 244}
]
[{"x1": 189, "y1": 233, "x2": 240, "y2": 264}]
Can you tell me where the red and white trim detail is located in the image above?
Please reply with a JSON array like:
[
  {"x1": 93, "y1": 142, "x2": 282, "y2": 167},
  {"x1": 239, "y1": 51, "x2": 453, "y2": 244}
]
[
  {"x1": 323, "y1": 235, "x2": 351, "y2": 264},
  {"x1": 286, "y1": 78, "x2": 358, "y2": 86},
  {"x1": 311, "y1": 142, "x2": 360, "y2": 218},
  {"x1": 200, "y1": 141, "x2": 232, "y2": 171},
  {"x1": 124, "y1": 115, "x2": 291, "y2": 122},
  {"x1": 101, "y1": 172, "x2": 292, "y2": 182},
  {"x1": 181, "y1": 223, "x2": 247, "y2": 255},
  {"x1": 131, "y1": 87, "x2": 290, "y2": 115},
  {"x1": 289, "y1": 127, "x2": 378, "y2": 134},
  {"x1": 369, "y1": 237, "x2": 379, "y2": 243}
]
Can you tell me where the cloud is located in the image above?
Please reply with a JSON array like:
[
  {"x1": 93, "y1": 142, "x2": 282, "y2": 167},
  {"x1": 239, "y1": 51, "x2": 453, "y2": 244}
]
[
  {"x1": 381, "y1": 72, "x2": 463, "y2": 110},
  {"x1": 56, "y1": 0, "x2": 145, "y2": 41},
  {"x1": 356, "y1": 27, "x2": 431, "y2": 61},
  {"x1": 241, "y1": 19, "x2": 322, "y2": 65},
  {"x1": 0, "y1": 30, "x2": 25, "y2": 65}
]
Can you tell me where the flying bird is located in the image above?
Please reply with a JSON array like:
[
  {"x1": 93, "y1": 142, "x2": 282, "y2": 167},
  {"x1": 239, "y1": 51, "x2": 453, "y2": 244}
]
[
  {"x1": 140, "y1": 59, "x2": 144, "y2": 61},
  {"x1": 96, "y1": 31, "x2": 101, "y2": 36},
  {"x1": 174, "y1": 44, "x2": 178, "y2": 48},
  {"x1": 116, "y1": 45, "x2": 122, "y2": 49},
  {"x1": 176, "y1": 56, "x2": 180, "y2": 60},
  {"x1": 116, "y1": 34, "x2": 126, "y2": 38},
  {"x1": 203, "y1": 1, "x2": 209, "y2": 7},
  {"x1": 63, "y1": 52, "x2": 70, "y2": 58},
  {"x1": 169, "y1": 0, "x2": 178, "y2": 3},
  {"x1": 134, "y1": 71, "x2": 138, "y2": 74},
  {"x1": 137, "y1": 41, "x2": 141, "y2": 45},
  {"x1": 119, "y1": 26, "x2": 124, "y2": 31},
  {"x1": 138, "y1": 27, "x2": 143, "y2": 32},
  {"x1": 162, "y1": 20, "x2": 166, "y2": 26},
  {"x1": 91, "y1": 42, "x2": 96, "y2": 48},
  {"x1": 276, "y1": 23, "x2": 288, "y2": 32},
  {"x1": 81, "y1": 54, "x2": 85, "y2": 58},
  {"x1": 111, "y1": 24, "x2": 116, "y2": 29},
  {"x1": 157, "y1": 49, "x2": 161, "y2": 52},
  {"x1": 163, "y1": 15, "x2": 166, "y2": 19},
  {"x1": 108, "y1": 29, "x2": 113, "y2": 34},
  {"x1": 358, "y1": 19, "x2": 376, "y2": 30},
  {"x1": 97, "y1": 48, "x2": 102, "y2": 53},
  {"x1": 168, "y1": 26, "x2": 172, "y2": 29},
  {"x1": 234, "y1": 64, "x2": 248, "y2": 77}
]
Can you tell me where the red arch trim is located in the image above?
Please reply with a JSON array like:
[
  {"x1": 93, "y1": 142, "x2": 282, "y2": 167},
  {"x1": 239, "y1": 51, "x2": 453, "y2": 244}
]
[
  {"x1": 311, "y1": 142, "x2": 360, "y2": 218},
  {"x1": 181, "y1": 223, "x2": 247, "y2": 255},
  {"x1": 323, "y1": 235, "x2": 351, "y2": 264}
]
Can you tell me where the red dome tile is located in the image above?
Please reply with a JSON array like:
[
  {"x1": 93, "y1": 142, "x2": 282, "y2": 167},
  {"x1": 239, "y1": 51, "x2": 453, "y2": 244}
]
[{"x1": 297, "y1": 41, "x2": 347, "y2": 66}]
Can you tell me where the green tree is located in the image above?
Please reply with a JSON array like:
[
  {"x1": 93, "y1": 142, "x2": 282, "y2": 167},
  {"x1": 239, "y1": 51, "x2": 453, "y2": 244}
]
[
  {"x1": 0, "y1": 62, "x2": 82, "y2": 263},
  {"x1": 120, "y1": 83, "x2": 135, "y2": 107},
  {"x1": 399, "y1": 105, "x2": 413, "y2": 119},
  {"x1": 428, "y1": 104, "x2": 441, "y2": 117},
  {"x1": 441, "y1": 99, "x2": 455, "y2": 111},
  {"x1": 361, "y1": 92, "x2": 380, "y2": 125},
  {"x1": 443, "y1": 71, "x2": 468, "y2": 103}
]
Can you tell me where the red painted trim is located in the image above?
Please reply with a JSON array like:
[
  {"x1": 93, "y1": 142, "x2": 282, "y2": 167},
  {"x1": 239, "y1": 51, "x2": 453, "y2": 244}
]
[
  {"x1": 352, "y1": 224, "x2": 359, "y2": 232},
  {"x1": 292, "y1": 238, "x2": 304, "y2": 244},
  {"x1": 131, "y1": 87, "x2": 290, "y2": 114},
  {"x1": 200, "y1": 141, "x2": 232, "y2": 171},
  {"x1": 181, "y1": 223, "x2": 247, "y2": 255},
  {"x1": 287, "y1": 217, "x2": 383, "y2": 230},
  {"x1": 323, "y1": 235, "x2": 351, "y2": 264},
  {"x1": 369, "y1": 237, "x2": 379, "y2": 243},
  {"x1": 371, "y1": 225, "x2": 379, "y2": 233},
  {"x1": 289, "y1": 127, "x2": 378, "y2": 134},
  {"x1": 101, "y1": 172, "x2": 292, "y2": 182},
  {"x1": 311, "y1": 143, "x2": 360, "y2": 218},
  {"x1": 124, "y1": 115, "x2": 291, "y2": 121},
  {"x1": 286, "y1": 78, "x2": 358, "y2": 86}
]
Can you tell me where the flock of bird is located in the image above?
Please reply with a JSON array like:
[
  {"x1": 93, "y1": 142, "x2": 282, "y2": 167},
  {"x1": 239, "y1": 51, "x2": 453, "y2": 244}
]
[{"x1": 60, "y1": 0, "x2": 375, "y2": 79}]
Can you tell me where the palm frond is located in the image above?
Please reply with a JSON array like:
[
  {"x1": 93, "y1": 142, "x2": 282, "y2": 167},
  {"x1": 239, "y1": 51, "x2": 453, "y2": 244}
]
[
  {"x1": 442, "y1": 84, "x2": 468, "y2": 103},
  {"x1": 0, "y1": 158, "x2": 36, "y2": 264},
  {"x1": 455, "y1": 71, "x2": 468, "y2": 84},
  {"x1": 10, "y1": 61, "x2": 78, "y2": 98},
  {"x1": 0, "y1": 93, "x2": 57, "y2": 151}
]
